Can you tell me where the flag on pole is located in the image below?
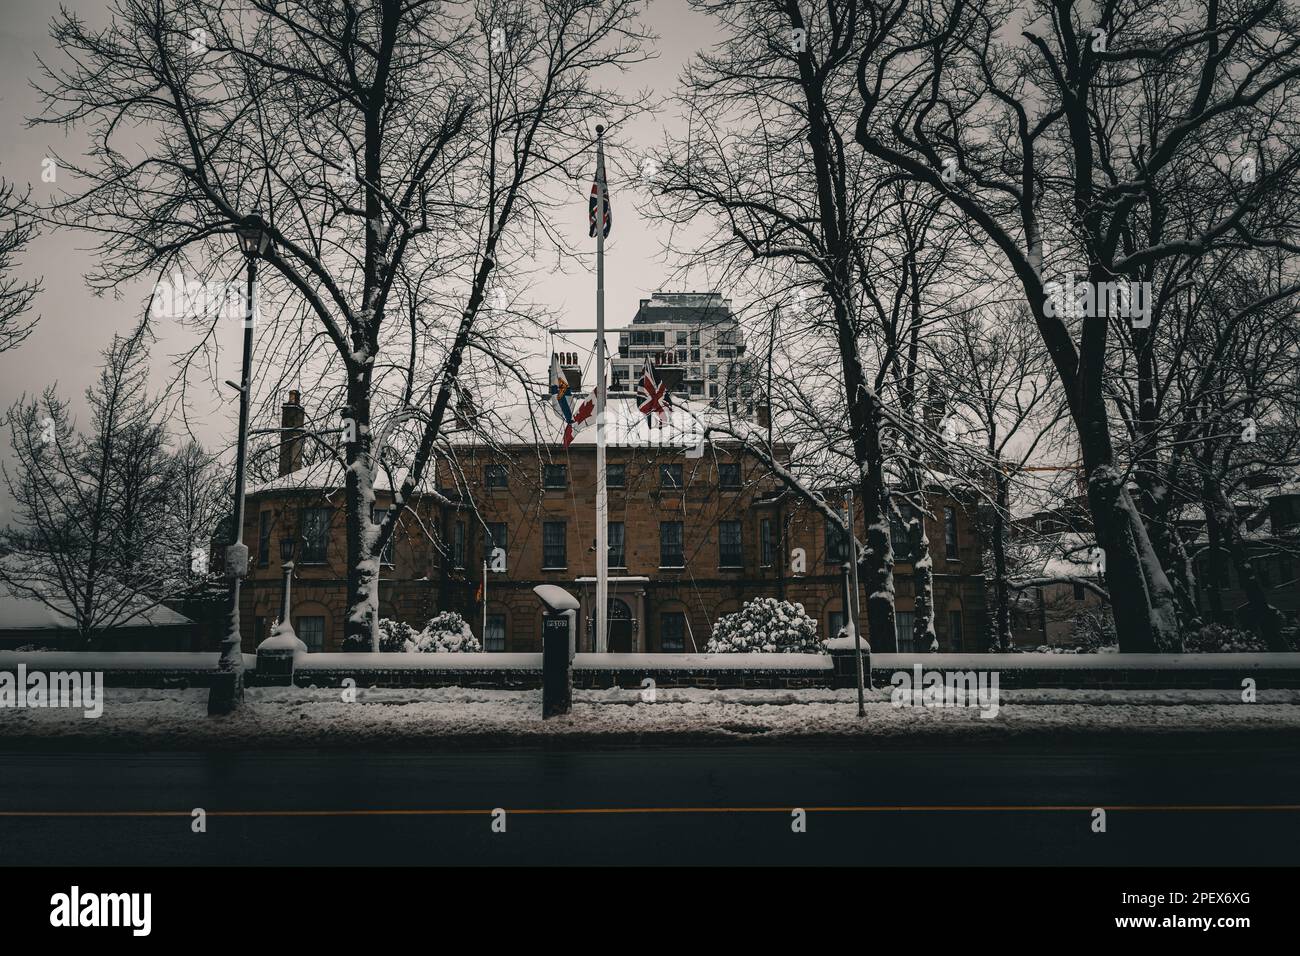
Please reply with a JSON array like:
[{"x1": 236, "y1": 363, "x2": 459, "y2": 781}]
[
  {"x1": 547, "y1": 353, "x2": 595, "y2": 448},
  {"x1": 474, "y1": 575, "x2": 484, "y2": 604},
  {"x1": 589, "y1": 151, "x2": 611, "y2": 238},
  {"x1": 635, "y1": 357, "x2": 669, "y2": 427}
]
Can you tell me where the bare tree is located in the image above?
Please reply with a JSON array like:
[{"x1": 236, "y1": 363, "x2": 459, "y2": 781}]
[
  {"x1": 34, "y1": 0, "x2": 650, "y2": 654},
  {"x1": 0, "y1": 179, "x2": 40, "y2": 352}
]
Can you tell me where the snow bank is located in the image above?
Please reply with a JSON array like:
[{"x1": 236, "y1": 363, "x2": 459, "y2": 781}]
[
  {"x1": 3, "y1": 684, "x2": 1299, "y2": 748},
  {"x1": 0, "y1": 651, "x2": 255, "y2": 671},
  {"x1": 576, "y1": 653, "x2": 831, "y2": 671},
  {"x1": 295, "y1": 652, "x2": 541, "y2": 671}
]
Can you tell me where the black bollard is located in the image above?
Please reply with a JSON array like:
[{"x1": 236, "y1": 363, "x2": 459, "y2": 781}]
[{"x1": 542, "y1": 611, "x2": 574, "y2": 718}]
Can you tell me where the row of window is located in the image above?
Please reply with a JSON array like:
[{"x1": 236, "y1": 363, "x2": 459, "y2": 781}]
[
  {"x1": 824, "y1": 506, "x2": 961, "y2": 563},
  {"x1": 258, "y1": 505, "x2": 962, "y2": 572},
  {"x1": 488, "y1": 462, "x2": 744, "y2": 492}
]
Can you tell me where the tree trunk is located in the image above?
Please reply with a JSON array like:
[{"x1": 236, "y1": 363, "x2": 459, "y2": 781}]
[
  {"x1": 910, "y1": 502, "x2": 937, "y2": 651},
  {"x1": 1086, "y1": 465, "x2": 1181, "y2": 652},
  {"x1": 989, "y1": 470, "x2": 1014, "y2": 651}
]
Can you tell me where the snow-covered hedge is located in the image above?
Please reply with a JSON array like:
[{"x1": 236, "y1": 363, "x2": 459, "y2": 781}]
[
  {"x1": 705, "y1": 597, "x2": 825, "y2": 654},
  {"x1": 1185, "y1": 623, "x2": 1281, "y2": 653},
  {"x1": 378, "y1": 612, "x2": 482, "y2": 653}
]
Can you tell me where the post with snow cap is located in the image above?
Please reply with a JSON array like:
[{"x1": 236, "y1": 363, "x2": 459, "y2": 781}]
[
  {"x1": 845, "y1": 488, "x2": 869, "y2": 713},
  {"x1": 594, "y1": 123, "x2": 609, "y2": 654}
]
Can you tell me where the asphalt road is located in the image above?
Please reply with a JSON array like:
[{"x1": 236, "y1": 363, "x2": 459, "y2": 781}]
[{"x1": 1, "y1": 741, "x2": 1297, "y2": 865}]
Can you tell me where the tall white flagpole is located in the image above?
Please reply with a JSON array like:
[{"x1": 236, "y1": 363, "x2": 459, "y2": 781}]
[{"x1": 595, "y1": 125, "x2": 609, "y2": 655}]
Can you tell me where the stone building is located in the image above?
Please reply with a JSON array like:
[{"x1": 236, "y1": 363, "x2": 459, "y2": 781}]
[{"x1": 235, "y1": 392, "x2": 989, "y2": 654}]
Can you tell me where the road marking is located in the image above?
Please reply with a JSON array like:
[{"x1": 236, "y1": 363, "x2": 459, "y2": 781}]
[{"x1": 1, "y1": 804, "x2": 1299, "y2": 817}]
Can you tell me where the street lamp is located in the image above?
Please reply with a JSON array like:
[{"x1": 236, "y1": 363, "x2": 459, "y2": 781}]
[
  {"x1": 279, "y1": 537, "x2": 296, "y2": 625},
  {"x1": 209, "y1": 212, "x2": 274, "y2": 715}
]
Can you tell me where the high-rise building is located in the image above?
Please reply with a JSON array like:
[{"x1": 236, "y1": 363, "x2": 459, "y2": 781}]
[{"x1": 610, "y1": 291, "x2": 755, "y2": 413}]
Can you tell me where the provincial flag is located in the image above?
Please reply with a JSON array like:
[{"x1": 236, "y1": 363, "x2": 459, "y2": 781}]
[
  {"x1": 635, "y1": 357, "x2": 669, "y2": 427},
  {"x1": 547, "y1": 352, "x2": 596, "y2": 448},
  {"x1": 589, "y1": 151, "x2": 611, "y2": 238},
  {"x1": 474, "y1": 577, "x2": 484, "y2": 604}
]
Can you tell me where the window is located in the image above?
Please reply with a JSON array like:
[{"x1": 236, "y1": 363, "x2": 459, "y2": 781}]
[
  {"x1": 485, "y1": 522, "x2": 507, "y2": 563},
  {"x1": 948, "y1": 610, "x2": 963, "y2": 652},
  {"x1": 689, "y1": 382, "x2": 703, "y2": 396},
  {"x1": 676, "y1": 331, "x2": 688, "y2": 346},
  {"x1": 760, "y1": 518, "x2": 774, "y2": 567},
  {"x1": 719, "y1": 520, "x2": 743, "y2": 567},
  {"x1": 1073, "y1": 582, "x2": 1085, "y2": 601},
  {"x1": 608, "y1": 522, "x2": 626, "y2": 568},
  {"x1": 371, "y1": 506, "x2": 394, "y2": 565},
  {"x1": 826, "y1": 514, "x2": 850, "y2": 563},
  {"x1": 660, "y1": 612, "x2": 686, "y2": 652},
  {"x1": 708, "y1": 364, "x2": 718, "y2": 379},
  {"x1": 606, "y1": 462, "x2": 625, "y2": 488},
  {"x1": 257, "y1": 511, "x2": 272, "y2": 566},
  {"x1": 660, "y1": 463, "x2": 683, "y2": 489},
  {"x1": 944, "y1": 506, "x2": 958, "y2": 559},
  {"x1": 485, "y1": 614, "x2": 506, "y2": 652},
  {"x1": 485, "y1": 464, "x2": 508, "y2": 489},
  {"x1": 660, "y1": 521, "x2": 684, "y2": 567},
  {"x1": 718, "y1": 463, "x2": 741, "y2": 489},
  {"x1": 296, "y1": 616, "x2": 325, "y2": 652},
  {"x1": 895, "y1": 611, "x2": 916, "y2": 653},
  {"x1": 829, "y1": 610, "x2": 846, "y2": 640},
  {"x1": 543, "y1": 463, "x2": 567, "y2": 489},
  {"x1": 300, "y1": 507, "x2": 331, "y2": 563},
  {"x1": 543, "y1": 521, "x2": 567, "y2": 568},
  {"x1": 254, "y1": 616, "x2": 266, "y2": 644},
  {"x1": 690, "y1": 348, "x2": 700, "y2": 362},
  {"x1": 631, "y1": 330, "x2": 664, "y2": 346},
  {"x1": 452, "y1": 520, "x2": 465, "y2": 569},
  {"x1": 889, "y1": 508, "x2": 917, "y2": 563}
]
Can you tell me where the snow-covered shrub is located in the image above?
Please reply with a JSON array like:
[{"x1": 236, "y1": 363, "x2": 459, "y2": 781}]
[
  {"x1": 378, "y1": 618, "x2": 419, "y2": 653},
  {"x1": 1184, "y1": 623, "x2": 1278, "y2": 653},
  {"x1": 406, "y1": 610, "x2": 482, "y2": 653},
  {"x1": 705, "y1": 597, "x2": 823, "y2": 654}
]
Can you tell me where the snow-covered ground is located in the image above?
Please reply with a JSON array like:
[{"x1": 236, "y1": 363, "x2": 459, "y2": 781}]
[{"x1": 2, "y1": 684, "x2": 1299, "y2": 747}]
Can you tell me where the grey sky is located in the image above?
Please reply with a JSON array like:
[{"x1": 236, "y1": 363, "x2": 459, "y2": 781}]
[{"x1": 0, "y1": 0, "x2": 720, "y2": 520}]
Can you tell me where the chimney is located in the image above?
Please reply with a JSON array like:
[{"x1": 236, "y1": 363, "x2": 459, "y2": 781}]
[
  {"x1": 278, "y1": 390, "x2": 305, "y2": 476},
  {"x1": 560, "y1": 351, "x2": 583, "y2": 392}
]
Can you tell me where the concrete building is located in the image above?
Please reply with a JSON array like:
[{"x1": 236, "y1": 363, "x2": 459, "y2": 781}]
[{"x1": 609, "y1": 291, "x2": 755, "y2": 414}]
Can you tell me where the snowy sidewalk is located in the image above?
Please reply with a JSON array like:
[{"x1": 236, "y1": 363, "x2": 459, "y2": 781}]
[{"x1": 3, "y1": 685, "x2": 1300, "y2": 748}]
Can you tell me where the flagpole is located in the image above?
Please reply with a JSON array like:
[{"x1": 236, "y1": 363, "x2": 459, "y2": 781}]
[
  {"x1": 595, "y1": 124, "x2": 609, "y2": 655},
  {"x1": 482, "y1": 559, "x2": 488, "y2": 650}
]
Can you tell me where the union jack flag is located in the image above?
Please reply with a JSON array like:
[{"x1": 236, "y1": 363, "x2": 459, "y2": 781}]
[
  {"x1": 635, "y1": 358, "x2": 669, "y2": 427},
  {"x1": 589, "y1": 152, "x2": 611, "y2": 238}
]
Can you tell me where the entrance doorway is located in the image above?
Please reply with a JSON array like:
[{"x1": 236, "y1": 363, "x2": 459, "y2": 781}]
[{"x1": 606, "y1": 598, "x2": 633, "y2": 653}]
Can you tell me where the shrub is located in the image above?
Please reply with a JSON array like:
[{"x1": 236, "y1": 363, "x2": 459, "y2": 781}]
[
  {"x1": 705, "y1": 597, "x2": 823, "y2": 653},
  {"x1": 377, "y1": 618, "x2": 419, "y2": 653},
  {"x1": 407, "y1": 610, "x2": 482, "y2": 653},
  {"x1": 1184, "y1": 623, "x2": 1277, "y2": 653}
]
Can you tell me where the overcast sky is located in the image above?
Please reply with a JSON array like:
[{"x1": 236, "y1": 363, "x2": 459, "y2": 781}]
[{"x1": 0, "y1": 0, "x2": 721, "y2": 519}]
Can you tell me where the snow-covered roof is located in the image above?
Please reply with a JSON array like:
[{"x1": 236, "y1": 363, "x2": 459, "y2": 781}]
[{"x1": 0, "y1": 585, "x2": 192, "y2": 631}]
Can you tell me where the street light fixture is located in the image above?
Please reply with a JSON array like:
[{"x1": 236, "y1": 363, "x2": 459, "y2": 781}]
[
  {"x1": 279, "y1": 537, "x2": 296, "y2": 626},
  {"x1": 209, "y1": 212, "x2": 274, "y2": 715}
]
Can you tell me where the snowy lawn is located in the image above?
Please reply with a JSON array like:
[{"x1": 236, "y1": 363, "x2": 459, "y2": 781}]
[{"x1": 2, "y1": 684, "x2": 1300, "y2": 747}]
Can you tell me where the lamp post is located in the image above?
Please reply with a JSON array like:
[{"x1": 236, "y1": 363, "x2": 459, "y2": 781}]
[
  {"x1": 279, "y1": 537, "x2": 296, "y2": 626},
  {"x1": 209, "y1": 213, "x2": 273, "y2": 715}
]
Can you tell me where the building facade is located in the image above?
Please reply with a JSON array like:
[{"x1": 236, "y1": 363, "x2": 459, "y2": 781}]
[
  {"x1": 610, "y1": 291, "x2": 755, "y2": 413},
  {"x1": 235, "y1": 394, "x2": 989, "y2": 654}
]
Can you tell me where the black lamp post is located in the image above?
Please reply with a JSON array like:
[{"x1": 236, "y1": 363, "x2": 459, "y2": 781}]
[{"x1": 209, "y1": 213, "x2": 273, "y2": 715}]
